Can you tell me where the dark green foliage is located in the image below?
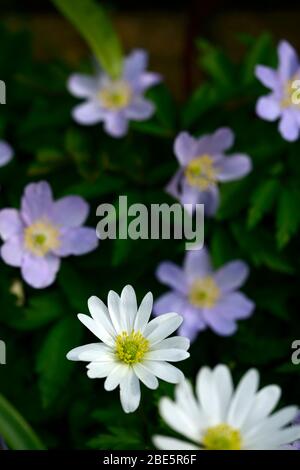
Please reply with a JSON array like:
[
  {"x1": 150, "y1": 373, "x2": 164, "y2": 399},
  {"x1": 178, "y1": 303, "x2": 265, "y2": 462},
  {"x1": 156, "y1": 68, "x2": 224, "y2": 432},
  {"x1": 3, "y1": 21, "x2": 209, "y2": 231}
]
[{"x1": 0, "y1": 23, "x2": 299, "y2": 450}]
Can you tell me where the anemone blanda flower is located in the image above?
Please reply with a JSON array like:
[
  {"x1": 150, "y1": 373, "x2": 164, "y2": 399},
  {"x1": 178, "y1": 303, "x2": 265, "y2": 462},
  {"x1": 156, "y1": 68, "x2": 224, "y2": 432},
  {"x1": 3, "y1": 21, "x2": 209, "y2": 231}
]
[
  {"x1": 255, "y1": 40, "x2": 300, "y2": 142},
  {"x1": 153, "y1": 364, "x2": 300, "y2": 450},
  {"x1": 0, "y1": 141, "x2": 13, "y2": 167},
  {"x1": 0, "y1": 181, "x2": 98, "y2": 289},
  {"x1": 68, "y1": 49, "x2": 161, "y2": 138},
  {"x1": 153, "y1": 247, "x2": 254, "y2": 340},
  {"x1": 166, "y1": 128, "x2": 252, "y2": 216},
  {"x1": 67, "y1": 285, "x2": 190, "y2": 414}
]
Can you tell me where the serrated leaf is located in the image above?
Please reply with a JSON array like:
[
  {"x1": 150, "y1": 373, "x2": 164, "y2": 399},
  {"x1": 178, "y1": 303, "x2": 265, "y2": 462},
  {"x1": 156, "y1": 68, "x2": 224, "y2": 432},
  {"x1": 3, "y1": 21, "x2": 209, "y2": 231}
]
[
  {"x1": 276, "y1": 187, "x2": 300, "y2": 248},
  {"x1": 36, "y1": 317, "x2": 82, "y2": 408},
  {"x1": 247, "y1": 178, "x2": 279, "y2": 228},
  {"x1": 51, "y1": 0, "x2": 122, "y2": 78}
]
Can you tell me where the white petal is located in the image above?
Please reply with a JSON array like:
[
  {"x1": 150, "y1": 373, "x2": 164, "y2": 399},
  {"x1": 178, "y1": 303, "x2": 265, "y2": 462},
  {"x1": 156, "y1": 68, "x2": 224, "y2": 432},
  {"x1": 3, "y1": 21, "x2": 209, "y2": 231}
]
[
  {"x1": 77, "y1": 313, "x2": 115, "y2": 347},
  {"x1": 146, "y1": 349, "x2": 190, "y2": 362},
  {"x1": 175, "y1": 380, "x2": 202, "y2": 419},
  {"x1": 241, "y1": 385, "x2": 281, "y2": 431},
  {"x1": 212, "y1": 364, "x2": 234, "y2": 422},
  {"x1": 144, "y1": 360, "x2": 184, "y2": 384},
  {"x1": 243, "y1": 406, "x2": 298, "y2": 445},
  {"x1": 159, "y1": 397, "x2": 201, "y2": 442},
  {"x1": 119, "y1": 369, "x2": 141, "y2": 413},
  {"x1": 120, "y1": 285, "x2": 137, "y2": 332},
  {"x1": 134, "y1": 292, "x2": 153, "y2": 332},
  {"x1": 80, "y1": 350, "x2": 114, "y2": 362},
  {"x1": 227, "y1": 369, "x2": 259, "y2": 428},
  {"x1": 151, "y1": 336, "x2": 190, "y2": 351},
  {"x1": 66, "y1": 343, "x2": 112, "y2": 361},
  {"x1": 196, "y1": 367, "x2": 220, "y2": 426},
  {"x1": 144, "y1": 313, "x2": 183, "y2": 345},
  {"x1": 88, "y1": 296, "x2": 116, "y2": 336},
  {"x1": 87, "y1": 362, "x2": 115, "y2": 378},
  {"x1": 104, "y1": 364, "x2": 129, "y2": 391},
  {"x1": 133, "y1": 363, "x2": 159, "y2": 390},
  {"x1": 153, "y1": 435, "x2": 200, "y2": 450},
  {"x1": 107, "y1": 290, "x2": 122, "y2": 333},
  {"x1": 249, "y1": 426, "x2": 300, "y2": 450}
]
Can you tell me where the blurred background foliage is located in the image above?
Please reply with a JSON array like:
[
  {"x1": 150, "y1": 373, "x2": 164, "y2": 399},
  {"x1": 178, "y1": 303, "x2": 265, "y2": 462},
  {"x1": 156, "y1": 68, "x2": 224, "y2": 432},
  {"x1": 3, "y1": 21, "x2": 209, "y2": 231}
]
[{"x1": 0, "y1": 0, "x2": 299, "y2": 450}]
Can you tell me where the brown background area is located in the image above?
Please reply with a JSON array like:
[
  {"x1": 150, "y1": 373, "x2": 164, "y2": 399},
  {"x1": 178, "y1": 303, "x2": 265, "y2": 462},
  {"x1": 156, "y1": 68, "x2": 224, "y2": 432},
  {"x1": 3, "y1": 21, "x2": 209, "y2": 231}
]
[{"x1": 1, "y1": 1, "x2": 300, "y2": 99}]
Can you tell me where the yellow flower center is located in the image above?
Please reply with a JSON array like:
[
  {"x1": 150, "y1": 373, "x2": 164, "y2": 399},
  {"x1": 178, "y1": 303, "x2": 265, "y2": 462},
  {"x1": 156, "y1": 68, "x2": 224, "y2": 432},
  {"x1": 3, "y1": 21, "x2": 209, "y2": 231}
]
[
  {"x1": 98, "y1": 80, "x2": 132, "y2": 110},
  {"x1": 189, "y1": 276, "x2": 220, "y2": 309},
  {"x1": 24, "y1": 219, "x2": 60, "y2": 257},
  {"x1": 185, "y1": 154, "x2": 218, "y2": 190},
  {"x1": 115, "y1": 331, "x2": 149, "y2": 365},
  {"x1": 281, "y1": 76, "x2": 300, "y2": 108},
  {"x1": 202, "y1": 424, "x2": 242, "y2": 450}
]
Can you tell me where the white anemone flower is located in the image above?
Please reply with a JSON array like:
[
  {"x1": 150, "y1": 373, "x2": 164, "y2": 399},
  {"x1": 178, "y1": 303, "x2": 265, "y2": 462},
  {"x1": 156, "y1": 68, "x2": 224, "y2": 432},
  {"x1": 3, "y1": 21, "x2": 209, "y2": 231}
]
[
  {"x1": 153, "y1": 364, "x2": 300, "y2": 450},
  {"x1": 67, "y1": 285, "x2": 190, "y2": 413}
]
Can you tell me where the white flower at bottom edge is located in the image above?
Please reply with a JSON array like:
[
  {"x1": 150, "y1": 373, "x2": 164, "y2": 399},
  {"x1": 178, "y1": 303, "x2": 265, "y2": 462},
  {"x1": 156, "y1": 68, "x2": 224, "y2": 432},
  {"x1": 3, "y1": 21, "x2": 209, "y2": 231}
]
[
  {"x1": 67, "y1": 285, "x2": 190, "y2": 413},
  {"x1": 153, "y1": 364, "x2": 300, "y2": 450}
]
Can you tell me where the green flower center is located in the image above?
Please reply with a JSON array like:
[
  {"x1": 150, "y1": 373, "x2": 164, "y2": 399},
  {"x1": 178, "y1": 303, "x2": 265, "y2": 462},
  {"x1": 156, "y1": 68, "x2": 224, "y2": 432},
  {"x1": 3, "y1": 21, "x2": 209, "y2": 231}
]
[
  {"x1": 202, "y1": 424, "x2": 242, "y2": 450},
  {"x1": 98, "y1": 80, "x2": 132, "y2": 110},
  {"x1": 24, "y1": 219, "x2": 60, "y2": 257},
  {"x1": 115, "y1": 331, "x2": 149, "y2": 365},
  {"x1": 189, "y1": 276, "x2": 220, "y2": 309},
  {"x1": 185, "y1": 154, "x2": 218, "y2": 190}
]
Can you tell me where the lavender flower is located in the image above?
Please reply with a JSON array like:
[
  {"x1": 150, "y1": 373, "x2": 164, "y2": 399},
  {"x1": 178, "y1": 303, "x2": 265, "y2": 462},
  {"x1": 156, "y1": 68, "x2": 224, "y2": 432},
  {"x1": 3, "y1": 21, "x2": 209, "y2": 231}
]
[
  {"x1": 284, "y1": 412, "x2": 300, "y2": 449},
  {"x1": 0, "y1": 437, "x2": 7, "y2": 450},
  {"x1": 166, "y1": 128, "x2": 252, "y2": 216},
  {"x1": 0, "y1": 181, "x2": 99, "y2": 289},
  {"x1": 0, "y1": 141, "x2": 13, "y2": 167},
  {"x1": 68, "y1": 49, "x2": 161, "y2": 138},
  {"x1": 255, "y1": 40, "x2": 300, "y2": 142},
  {"x1": 154, "y1": 247, "x2": 254, "y2": 340}
]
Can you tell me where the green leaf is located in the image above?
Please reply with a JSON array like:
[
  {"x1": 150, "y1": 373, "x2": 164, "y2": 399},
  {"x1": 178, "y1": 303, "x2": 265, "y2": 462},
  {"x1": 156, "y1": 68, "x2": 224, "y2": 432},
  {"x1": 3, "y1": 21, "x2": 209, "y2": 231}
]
[
  {"x1": 276, "y1": 186, "x2": 300, "y2": 248},
  {"x1": 64, "y1": 175, "x2": 126, "y2": 199},
  {"x1": 276, "y1": 362, "x2": 300, "y2": 374},
  {"x1": 36, "y1": 317, "x2": 82, "y2": 408},
  {"x1": 112, "y1": 238, "x2": 135, "y2": 267},
  {"x1": 241, "y1": 33, "x2": 273, "y2": 85},
  {"x1": 6, "y1": 292, "x2": 63, "y2": 331},
  {"x1": 0, "y1": 394, "x2": 45, "y2": 449},
  {"x1": 51, "y1": 0, "x2": 123, "y2": 78},
  {"x1": 197, "y1": 39, "x2": 234, "y2": 89},
  {"x1": 247, "y1": 178, "x2": 279, "y2": 228},
  {"x1": 182, "y1": 84, "x2": 226, "y2": 127},
  {"x1": 236, "y1": 330, "x2": 288, "y2": 365},
  {"x1": 131, "y1": 120, "x2": 172, "y2": 137},
  {"x1": 217, "y1": 177, "x2": 254, "y2": 220},
  {"x1": 146, "y1": 84, "x2": 177, "y2": 131},
  {"x1": 231, "y1": 223, "x2": 294, "y2": 274},
  {"x1": 87, "y1": 426, "x2": 144, "y2": 450},
  {"x1": 58, "y1": 263, "x2": 92, "y2": 311},
  {"x1": 210, "y1": 227, "x2": 238, "y2": 267}
]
